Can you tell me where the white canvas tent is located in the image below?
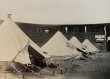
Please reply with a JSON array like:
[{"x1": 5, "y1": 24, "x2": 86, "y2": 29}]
[
  {"x1": 42, "y1": 31, "x2": 82, "y2": 58},
  {"x1": 0, "y1": 14, "x2": 50, "y2": 70},
  {"x1": 69, "y1": 36, "x2": 89, "y2": 53},
  {"x1": 82, "y1": 39, "x2": 100, "y2": 53}
]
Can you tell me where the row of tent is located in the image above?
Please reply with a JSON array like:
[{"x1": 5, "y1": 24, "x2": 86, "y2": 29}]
[
  {"x1": 0, "y1": 14, "x2": 100, "y2": 72},
  {"x1": 41, "y1": 31, "x2": 100, "y2": 59}
]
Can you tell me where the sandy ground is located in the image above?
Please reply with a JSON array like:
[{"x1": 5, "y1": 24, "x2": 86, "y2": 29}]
[{"x1": 0, "y1": 52, "x2": 110, "y2": 79}]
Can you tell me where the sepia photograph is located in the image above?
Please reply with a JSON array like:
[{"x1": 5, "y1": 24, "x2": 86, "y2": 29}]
[{"x1": 0, "y1": 0, "x2": 110, "y2": 79}]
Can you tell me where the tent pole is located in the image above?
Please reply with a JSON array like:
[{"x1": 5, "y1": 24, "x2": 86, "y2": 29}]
[
  {"x1": 32, "y1": 63, "x2": 53, "y2": 73},
  {"x1": 31, "y1": 64, "x2": 42, "y2": 70},
  {"x1": 20, "y1": 63, "x2": 39, "y2": 76},
  {"x1": 9, "y1": 62, "x2": 23, "y2": 75}
]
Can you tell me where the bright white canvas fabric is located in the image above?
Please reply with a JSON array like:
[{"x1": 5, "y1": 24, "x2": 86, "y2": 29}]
[
  {"x1": 70, "y1": 36, "x2": 85, "y2": 49},
  {"x1": 82, "y1": 39, "x2": 100, "y2": 52},
  {"x1": 14, "y1": 42, "x2": 31, "y2": 64},
  {"x1": 0, "y1": 16, "x2": 29, "y2": 61},
  {"x1": 42, "y1": 31, "x2": 81, "y2": 57},
  {"x1": 0, "y1": 15, "x2": 50, "y2": 64}
]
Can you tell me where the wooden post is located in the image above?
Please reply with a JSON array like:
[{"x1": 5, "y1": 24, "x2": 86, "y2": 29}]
[
  {"x1": 52, "y1": 71, "x2": 54, "y2": 76},
  {"x1": 61, "y1": 69, "x2": 63, "y2": 74},
  {"x1": 4, "y1": 73, "x2": 6, "y2": 79},
  {"x1": 22, "y1": 74, "x2": 24, "y2": 79}
]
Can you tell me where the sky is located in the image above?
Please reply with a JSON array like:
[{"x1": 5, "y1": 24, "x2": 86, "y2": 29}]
[{"x1": 0, "y1": 0, "x2": 110, "y2": 24}]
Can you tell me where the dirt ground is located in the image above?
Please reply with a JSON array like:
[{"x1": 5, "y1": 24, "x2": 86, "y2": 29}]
[{"x1": 0, "y1": 52, "x2": 110, "y2": 79}]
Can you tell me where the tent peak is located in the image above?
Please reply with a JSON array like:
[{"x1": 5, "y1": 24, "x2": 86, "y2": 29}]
[{"x1": 7, "y1": 14, "x2": 12, "y2": 19}]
